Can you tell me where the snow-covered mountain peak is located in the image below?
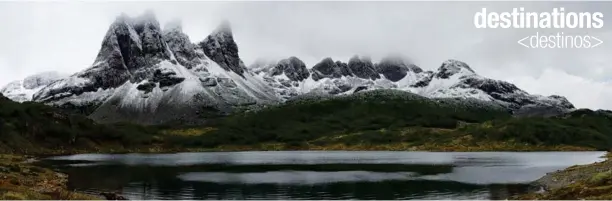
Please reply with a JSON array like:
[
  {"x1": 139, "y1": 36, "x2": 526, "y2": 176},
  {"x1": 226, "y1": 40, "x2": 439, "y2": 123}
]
[
  {"x1": 254, "y1": 56, "x2": 575, "y2": 116},
  {"x1": 436, "y1": 59, "x2": 475, "y2": 78},
  {"x1": 1, "y1": 71, "x2": 67, "y2": 102},
  {"x1": 310, "y1": 57, "x2": 352, "y2": 81},
  {"x1": 78, "y1": 11, "x2": 174, "y2": 92},
  {"x1": 21, "y1": 14, "x2": 279, "y2": 124},
  {"x1": 347, "y1": 55, "x2": 380, "y2": 80},
  {"x1": 98, "y1": 15, "x2": 142, "y2": 55},
  {"x1": 23, "y1": 71, "x2": 66, "y2": 89},
  {"x1": 4, "y1": 13, "x2": 577, "y2": 123},
  {"x1": 162, "y1": 19, "x2": 203, "y2": 70},
  {"x1": 269, "y1": 57, "x2": 310, "y2": 81},
  {"x1": 200, "y1": 21, "x2": 246, "y2": 76},
  {"x1": 378, "y1": 55, "x2": 423, "y2": 82},
  {"x1": 545, "y1": 95, "x2": 574, "y2": 109}
]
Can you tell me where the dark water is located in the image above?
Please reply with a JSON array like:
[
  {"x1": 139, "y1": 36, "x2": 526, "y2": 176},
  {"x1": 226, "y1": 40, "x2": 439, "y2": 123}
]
[{"x1": 39, "y1": 151, "x2": 605, "y2": 200}]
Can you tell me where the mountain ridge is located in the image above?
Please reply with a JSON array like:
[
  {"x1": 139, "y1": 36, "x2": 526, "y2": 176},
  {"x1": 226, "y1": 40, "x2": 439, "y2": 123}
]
[
  {"x1": 253, "y1": 56, "x2": 574, "y2": 113},
  {"x1": 0, "y1": 12, "x2": 574, "y2": 124},
  {"x1": 27, "y1": 12, "x2": 279, "y2": 124},
  {"x1": 0, "y1": 71, "x2": 67, "y2": 103}
]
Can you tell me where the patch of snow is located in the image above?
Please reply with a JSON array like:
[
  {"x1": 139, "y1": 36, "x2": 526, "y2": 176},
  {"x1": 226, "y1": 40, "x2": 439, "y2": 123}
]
[
  {"x1": 51, "y1": 87, "x2": 115, "y2": 107},
  {"x1": 0, "y1": 72, "x2": 67, "y2": 102},
  {"x1": 205, "y1": 57, "x2": 277, "y2": 102}
]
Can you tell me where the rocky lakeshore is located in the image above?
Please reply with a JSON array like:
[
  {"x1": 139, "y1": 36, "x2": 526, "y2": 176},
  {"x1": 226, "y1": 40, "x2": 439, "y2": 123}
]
[
  {"x1": 515, "y1": 152, "x2": 612, "y2": 200},
  {"x1": 0, "y1": 155, "x2": 100, "y2": 200},
  {"x1": 1, "y1": 150, "x2": 608, "y2": 200}
]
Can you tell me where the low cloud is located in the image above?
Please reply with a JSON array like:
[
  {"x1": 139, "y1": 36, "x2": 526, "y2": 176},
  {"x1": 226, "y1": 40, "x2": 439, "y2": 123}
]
[
  {"x1": 0, "y1": 1, "x2": 610, "y2": 109},
  {"x1": 508, "y1": 68, "x2": 612, "y2": 110}
]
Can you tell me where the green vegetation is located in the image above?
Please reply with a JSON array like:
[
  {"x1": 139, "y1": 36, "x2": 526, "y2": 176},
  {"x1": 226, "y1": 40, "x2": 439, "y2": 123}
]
[
  {"x1": 515, "y1": 155, "x2": 612, "y2": 200},
  {"x1": 165, "y1": 90, "x2": 612, "y2": 151},
  {"x1": 3, "y1": 90, "x2": 612, "y2": 201},
  {"x1": 0, "y1": 95, "x2": 158, "y2": 154},
  {"x1": 1, "y1": 90, "x2": 612, "y2": 154},
  {"x1": 460, "y1": 109, "x2": 612, "y2": 150},
  {"x1": 589, "y1": 170, "x2": 612, "y2": 186},
  {"x1": 182, "y1": 90, "x2": 512, "y2": 148},
  {"x1": 4, "y1": 90, "x2": 612, "y2": 200}
]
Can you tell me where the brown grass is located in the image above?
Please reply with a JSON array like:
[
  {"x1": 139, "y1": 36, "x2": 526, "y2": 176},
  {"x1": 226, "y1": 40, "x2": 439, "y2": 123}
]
[
  {"x1": 160, "y1": 127, "x2": 217, "y2": 137},
  {"x1": 0, "y1": 155, "x2": 101, "y2": 200}
]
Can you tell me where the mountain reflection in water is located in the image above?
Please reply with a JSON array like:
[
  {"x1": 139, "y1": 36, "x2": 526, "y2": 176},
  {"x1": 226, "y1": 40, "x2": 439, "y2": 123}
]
[{"x1": 40, "y1": 151, "x2": 605, "y2": 200}]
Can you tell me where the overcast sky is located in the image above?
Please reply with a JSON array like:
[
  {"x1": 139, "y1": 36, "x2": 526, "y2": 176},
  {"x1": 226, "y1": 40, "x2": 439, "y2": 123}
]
[{"x1": 0, "y1": 1, "x2": 611, "y2": 109}]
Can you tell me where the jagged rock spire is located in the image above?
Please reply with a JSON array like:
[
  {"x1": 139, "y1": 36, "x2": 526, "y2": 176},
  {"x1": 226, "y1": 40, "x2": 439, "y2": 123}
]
[
  {"x1": 269, "y1": 57, "x2": 310, "y2": 81},
  {"x1": 200, "y1": 20, "x2": 246, "y2": 76},
  {"x1": 52, "y1": 11, "x2": 173, "y2": 95},
  {"x1": 310, "y1": 57, "x2": 351, "y2": 81},
  {"x1": 348, "y1": 55, "x2": 380, "y2": 80},
  {"x1": 163, "y1": 19, "x2": 204, "y2": 69}
]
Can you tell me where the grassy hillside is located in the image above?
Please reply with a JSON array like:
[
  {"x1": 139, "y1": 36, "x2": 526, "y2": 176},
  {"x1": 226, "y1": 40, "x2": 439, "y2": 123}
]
[
  {"x1": 1, "y1": 90, "x2": 612, "y2": 153},
  {"x1": 169, "y1": 90, "x2": 611, "y2": 151},
  {"x1": 0, "y1": 95, "x2": 157, "y2": 154},
  {"x1": 169, "y1": 90, "x2": 511, "y2": 148},
  {"x1": 461, "y1": 109, "x2": 612, "y2": 150}
]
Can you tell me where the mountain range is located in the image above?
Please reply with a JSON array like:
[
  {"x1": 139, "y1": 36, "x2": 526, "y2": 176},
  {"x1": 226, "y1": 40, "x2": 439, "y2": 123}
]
[{"x1": 0, "y1": 12, "x2": 574, "y2": 124}]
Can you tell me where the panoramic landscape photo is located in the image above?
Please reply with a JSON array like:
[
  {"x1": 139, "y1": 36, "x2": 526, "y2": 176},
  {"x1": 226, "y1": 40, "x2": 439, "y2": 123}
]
[{"x1": 0, "y1": 1, "x2": 612, "y2": 200}]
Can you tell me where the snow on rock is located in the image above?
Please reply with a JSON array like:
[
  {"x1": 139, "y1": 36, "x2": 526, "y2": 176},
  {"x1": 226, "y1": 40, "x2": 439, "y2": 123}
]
[
  {"x1": 22, "y1": 71, "x2": 66, "y2": 89},
  {"x1": 376, "y1": 55, "x2": 422, "y2": 82},
  {"x1": 310, "y1": 58, "x2": 352, "y2": 81},
  {"x1": 435, "y1": 59, "x2": 475, "y2": 79},
  {"x1": 256, "y1": 57, "x2": 575, "y2": 114},
  {"x1": 90, "y1": 57, "x2": 278, "y2": 124},
  {"x1": 25, "y1": 13, "x2": 279, "y2": 124},
  {"x1": 0, "y1": 71, "x2": 67, "y2": 102},
  {"x1": 163, "y1": 19, "x2": 204, "y2": 69},
  {"x1": 268, "y1": 57, "x2": 310, "y2": 81},
  {"x1": 200, "y1": 20, "x2": 247, "y2": 76},
  {"x1": 248, "y1": 58, "x2": 278, "y2": 74},
  {"x1": 12, "y1": 12, "x2": 574, "y2": 123},
  {"x1": 0, "y1": 81, "x2": 24, "y2": 102},
  {"x1": 347, "y1": 55, "x2": 380, "y2": 80}
]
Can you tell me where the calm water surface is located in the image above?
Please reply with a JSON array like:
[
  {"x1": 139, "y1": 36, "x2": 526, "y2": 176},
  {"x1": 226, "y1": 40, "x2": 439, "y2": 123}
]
[{"x1": 39, "y1": 151, "x2": 605, "y2": 200}]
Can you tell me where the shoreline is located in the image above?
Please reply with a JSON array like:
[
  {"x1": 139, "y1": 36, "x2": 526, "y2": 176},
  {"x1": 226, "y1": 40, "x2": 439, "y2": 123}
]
[
  {"x1": 20, "y1": 141, "x2": 597, "y2": 156},
  {"x1": 4, "y1": 147, "x2": 607, "y2": 200},
  {"x1": 514, "y1": 152, "x2": 612, "y2": 200},
  {"x1": 0, "y1": 155, "x2": 100, "y2": 200}
]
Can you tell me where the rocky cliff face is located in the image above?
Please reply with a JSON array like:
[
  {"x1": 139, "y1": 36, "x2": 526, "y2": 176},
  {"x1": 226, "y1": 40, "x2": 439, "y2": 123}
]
[
  {"x1": 254, "y1": 57, "x2": 574, "y2": 114},
  {"x1": 2, "y1": 12, "x2": 575, "y2": 124},
  {"x1": 199, "y1": 21, "x2": 247, "y2": 76},
  {"x1": 310, "y1": 58, "x2": 351, "y2": 81},
  {"x1": 376, "y1": 56, "x2": 422, "y2": 82},
  {"x1": 27, "y1": 13, "x2": 278, "y2": 124},
  {"x1": 347, "y1": 55, "x2": 380, "y2": 80}
]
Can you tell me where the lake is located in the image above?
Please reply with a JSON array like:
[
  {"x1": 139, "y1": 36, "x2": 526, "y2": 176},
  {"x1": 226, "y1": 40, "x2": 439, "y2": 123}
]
[{"x1": 39, "y1": 151, "x2": 605, "y2": 200}]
